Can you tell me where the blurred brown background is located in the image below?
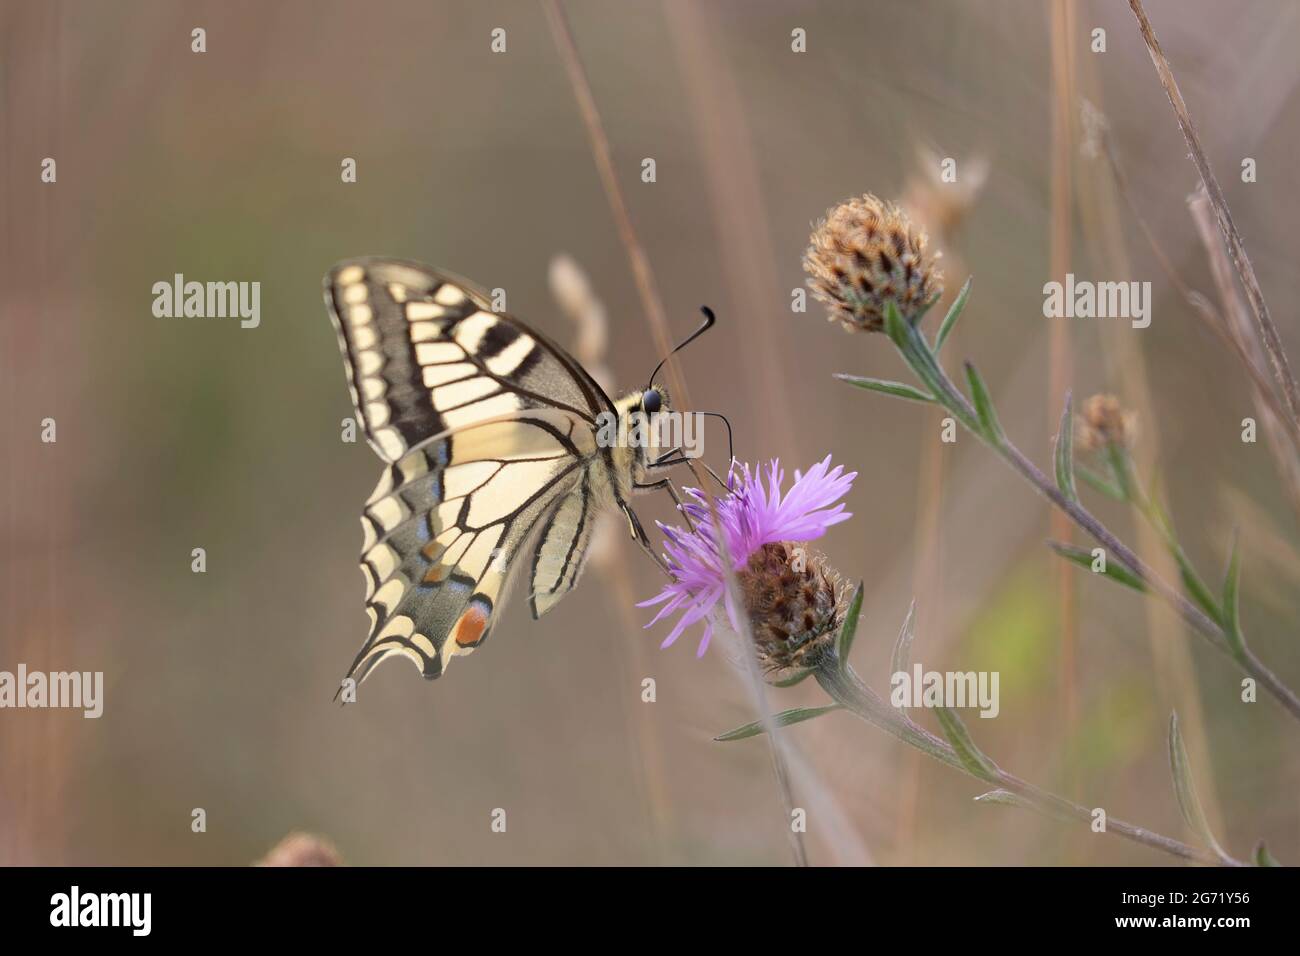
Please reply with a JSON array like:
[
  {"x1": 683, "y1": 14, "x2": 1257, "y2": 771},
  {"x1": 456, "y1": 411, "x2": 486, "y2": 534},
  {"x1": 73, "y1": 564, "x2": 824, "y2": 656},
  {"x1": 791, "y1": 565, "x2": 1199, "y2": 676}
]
[{"x1": 2, "y1": 0, "x2": 1298, "y2": 865}]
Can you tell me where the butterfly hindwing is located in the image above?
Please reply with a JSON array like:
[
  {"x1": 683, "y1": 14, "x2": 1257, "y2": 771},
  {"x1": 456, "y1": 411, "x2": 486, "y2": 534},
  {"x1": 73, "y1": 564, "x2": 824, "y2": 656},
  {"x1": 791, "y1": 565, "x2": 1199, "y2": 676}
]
[
  {"x1": 528, "y1": 471, "x2": 599, "y2": 619},
  {"x1": 348, "y1": 444, "x2": 586, "y2": 682}
]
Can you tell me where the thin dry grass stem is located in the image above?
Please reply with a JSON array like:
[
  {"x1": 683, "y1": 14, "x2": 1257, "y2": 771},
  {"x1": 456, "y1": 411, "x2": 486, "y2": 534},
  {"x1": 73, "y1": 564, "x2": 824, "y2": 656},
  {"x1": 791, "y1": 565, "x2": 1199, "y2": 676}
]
[
  {"x1": 1129, "y1": 0, "x2": 1300, "y2": 425},
  {"x1": 539, "y1": 0, "x2": 685, "y2": 409},
  {"x1": 716, "y1": 548, "x2": 810, "y2": 867},
  {"x1": 1087, "y1": 105, "x2": 1299, "y2": 448},
  {"x1": 665, "y1": 0, "x2": 880, "y2": 865},
  {"x1": 1088, "y1": 98, "x2": 1300, "y2": 531},
  {"x1": 1071, "y1": 64, "x2": 1229, "y2": 842},
  {"x1": 685, "y1": 446, "x2": 808, "y2": 868},
  {"x1": 895, "y1": 149, "x2": 985, "y2": 861},
  {"x1": 1188, "y1": 192, "x2": 1300, "y2": 522},
  {"x1": 896, "y1": 408, "x2": 944, "y2": 862},
  {"x1": 1049, "y1": 0, "x2": 1080, "y2": 807},
  {"x1": 662, "y1": 0, "x2": 799, "y2": 449},
  {"x1": 594, "y1": 551, "x2": 679, "y2": 858},
  {"x1": 550, "y1": 254, "x2": 676, "y2": 858},
  {"x1": 10, "y1": 1, "x2": 73, "y2": 865},
  {"x1": 542, "y1": 0, "x2": 807, "y2": 865}
]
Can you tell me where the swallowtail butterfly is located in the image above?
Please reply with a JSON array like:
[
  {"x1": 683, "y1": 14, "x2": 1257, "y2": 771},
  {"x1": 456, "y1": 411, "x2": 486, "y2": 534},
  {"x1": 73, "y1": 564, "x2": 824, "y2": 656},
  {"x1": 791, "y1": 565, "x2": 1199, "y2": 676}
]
[{"x1": 325, "y1": 258, "x2": 686, "y2": 684}]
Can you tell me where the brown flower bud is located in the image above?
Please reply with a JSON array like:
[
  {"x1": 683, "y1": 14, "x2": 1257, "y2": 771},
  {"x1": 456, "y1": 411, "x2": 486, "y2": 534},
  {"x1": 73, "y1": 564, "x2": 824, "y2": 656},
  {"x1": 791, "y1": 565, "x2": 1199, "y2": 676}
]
[
  {"x1": 1076, "y1": 393, "x2": 1138, "y2": 452},
  {"x1": 804, "y1": 194, "x2": 943, "y2": 333},
  {"x1": 738, "y1": 541, "x2": 844, "y2": 679}
]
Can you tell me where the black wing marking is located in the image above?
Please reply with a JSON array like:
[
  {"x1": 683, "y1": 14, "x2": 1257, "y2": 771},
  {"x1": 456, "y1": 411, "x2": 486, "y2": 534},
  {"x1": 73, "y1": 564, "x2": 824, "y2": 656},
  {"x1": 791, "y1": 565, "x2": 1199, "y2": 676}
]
[
  {"x1": 528, "y1": 470, "x2": 598, "y2": 619},
  {"x1": 324, "y1": 257, "x2": 615, "y2": 464}
]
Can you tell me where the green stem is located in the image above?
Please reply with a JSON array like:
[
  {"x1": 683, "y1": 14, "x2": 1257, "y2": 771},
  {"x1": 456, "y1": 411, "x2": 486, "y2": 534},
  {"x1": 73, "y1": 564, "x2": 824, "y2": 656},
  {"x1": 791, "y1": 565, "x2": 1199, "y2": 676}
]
[
  {"x1": 893, "y1": 319, "x2": 1300, "y2": 726},
  {"x1": 815, "y1": 655, "x2": 1240, "y2": 866},
  {"x1": 1116, "y1": 449, "x2": 1227, "y2": 632}
]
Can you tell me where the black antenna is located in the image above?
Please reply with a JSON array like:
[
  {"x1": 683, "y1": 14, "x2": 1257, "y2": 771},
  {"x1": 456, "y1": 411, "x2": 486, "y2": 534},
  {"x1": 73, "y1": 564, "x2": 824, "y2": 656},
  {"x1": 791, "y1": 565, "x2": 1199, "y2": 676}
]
[
  {"x1": 648, "y1": 306, "x2": 716, "y2": 389},
  {"x1": 700, "y1": 410, "x2": 734, "y2": 468}
]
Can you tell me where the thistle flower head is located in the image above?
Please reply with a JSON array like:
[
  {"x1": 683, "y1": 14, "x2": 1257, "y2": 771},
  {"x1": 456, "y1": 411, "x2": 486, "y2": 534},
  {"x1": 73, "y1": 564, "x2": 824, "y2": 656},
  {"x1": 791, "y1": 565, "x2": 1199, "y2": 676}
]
[
  {"x1": 804, "y1": 193, "x2": 943, "y2": 333},
  {"x1": 739, "y1": 541, "x2": 846, "y2": 675},
  {"x1": 1076, "y1": 393, "x2": 1138, "y2": 451},
  {"x1": 638, "y1": 456, "x2": 855, "y2": 672}
]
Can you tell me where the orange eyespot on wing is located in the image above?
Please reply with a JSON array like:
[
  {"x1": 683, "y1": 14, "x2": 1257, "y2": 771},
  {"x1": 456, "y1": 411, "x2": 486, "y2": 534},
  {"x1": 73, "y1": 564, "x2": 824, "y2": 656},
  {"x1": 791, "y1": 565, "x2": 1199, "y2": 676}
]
[{"x1": 454, "y1": 603, "x2": 490, "y2": 648}]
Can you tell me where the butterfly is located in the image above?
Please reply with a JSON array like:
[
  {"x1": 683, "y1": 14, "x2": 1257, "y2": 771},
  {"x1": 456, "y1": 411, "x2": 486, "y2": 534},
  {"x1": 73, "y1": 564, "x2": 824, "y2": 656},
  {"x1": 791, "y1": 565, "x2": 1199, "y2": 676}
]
[{"x1": 324, "y1": 257, "x2": 703, "y2": 686}]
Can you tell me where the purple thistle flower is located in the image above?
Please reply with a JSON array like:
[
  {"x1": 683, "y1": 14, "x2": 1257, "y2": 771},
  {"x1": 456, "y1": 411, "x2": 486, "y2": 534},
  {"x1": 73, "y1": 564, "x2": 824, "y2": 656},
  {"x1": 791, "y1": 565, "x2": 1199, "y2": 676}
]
[{"x1": 638, "y1": 455, "x2": 856, "y2": 658}]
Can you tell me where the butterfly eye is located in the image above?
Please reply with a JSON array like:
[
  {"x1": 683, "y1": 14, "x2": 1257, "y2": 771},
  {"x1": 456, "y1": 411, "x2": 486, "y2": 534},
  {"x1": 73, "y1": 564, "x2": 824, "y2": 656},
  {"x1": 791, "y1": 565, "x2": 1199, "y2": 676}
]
[{"x1": 641, "y1": 389, "x2": 662, "y2": 415}]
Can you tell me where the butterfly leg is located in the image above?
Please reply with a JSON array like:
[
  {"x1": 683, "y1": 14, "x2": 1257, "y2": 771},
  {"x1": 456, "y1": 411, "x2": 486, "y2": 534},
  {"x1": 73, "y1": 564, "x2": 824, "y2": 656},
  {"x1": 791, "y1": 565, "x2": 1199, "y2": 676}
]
[
  {"x1": 635, "y1": 476, "x2": 696, "y2": 533},
  {"x1": 623, "y1": 503, "x2": 670, "y2": 575},
  {"x1": 643, "y1": 447, "x2": 698, "y2": 531}
]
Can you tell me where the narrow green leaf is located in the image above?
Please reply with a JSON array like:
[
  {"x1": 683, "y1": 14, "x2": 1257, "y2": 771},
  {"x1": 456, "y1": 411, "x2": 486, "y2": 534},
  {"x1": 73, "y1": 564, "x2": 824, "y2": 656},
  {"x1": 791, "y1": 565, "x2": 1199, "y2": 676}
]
[
  {"x1": 973, "y1": 789, "x2": 1031, "y2": 809},
  {"x1": 835, "y1": 582, "x2": 865, "y2": 666},
  {"x1": 1049, "y1": 541, "x2": 1147, "y2": 593},
  {"x1": 975, "y1": 788, "x2": 1071, "y2": 822},
  {"x1": 883, "y1": 298, "x2": 910, "y2": 349},
  {"x1": 890, "y1": 599, "x2": 917, "y2": 712},
  {"x1": 1168, "y1": 712, "x2": 1229, "y2": 860},
  {"x1": 714, "y1": 704, "x2": 843, "y2": 742},
  {"x1": 1178, "y1": 560, "x2": 1225, "y2": 629},
  {"x1": 887, "y1": 303, "x2": 983, "y2": 436},
  {"x1": 1254, "y1": 841, "x2": 1281, "y2": 867},
  {"x1": 1145, "y1": 495, "x2": 1223, "y2": 627},
  {"x1": 833, "y1": 373, "x2": 934, "y2": 403},
  {"x1": 935, "y1": 706, "x2": 998, "y2": 782},
  {"x1": 934, "y1": 276, "x2": 973, "y2": 352},
  {"x1": 1105, "y1": 442, "x2": 1137, "y2": 501},
  {"x1": 772, "y1": 668, "x2": 815, "y2": 688},
  {"x1": 963, "y1": 362, "x2": 1005, "y2": 443},
  {"x1": 1054, "y1": 393, "x2": 1078, "y2": 504},
  {"x1": 1221, "y1": 534, "x2": 1247, "y2": 662},
  {"x1": 1076, "y1": 465, "x2": 1126, "y2": 500}
]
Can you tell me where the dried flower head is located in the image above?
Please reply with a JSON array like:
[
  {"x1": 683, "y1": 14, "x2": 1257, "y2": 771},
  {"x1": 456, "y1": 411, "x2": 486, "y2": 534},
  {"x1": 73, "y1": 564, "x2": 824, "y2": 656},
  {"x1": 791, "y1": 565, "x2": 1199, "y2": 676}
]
[
  {"x1": 902, "y1": 146, "x2": 988, "y2": 242},
  {"x1": 804, "y1": 193, "x2": 943, "y2": 332},
  {"x1": 257, "y1": 832, "x2": 343, "y2": 867},
  {"x1": 1076, "y1": 393, "x2": 1138, "y2": 451},
  {"x1": 639, "y1": 456, "x2": 855, "y2": 674},
  {"x1": 738, "y1": 541, "x2": 845, "y2": 675}
]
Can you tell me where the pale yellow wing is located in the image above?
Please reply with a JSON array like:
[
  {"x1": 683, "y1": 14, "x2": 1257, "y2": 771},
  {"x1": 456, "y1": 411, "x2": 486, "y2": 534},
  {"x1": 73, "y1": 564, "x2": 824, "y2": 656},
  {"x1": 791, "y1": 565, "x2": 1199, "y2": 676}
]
[{"x1": 324, "y1": 258, "x2": 618, "y2": 682}]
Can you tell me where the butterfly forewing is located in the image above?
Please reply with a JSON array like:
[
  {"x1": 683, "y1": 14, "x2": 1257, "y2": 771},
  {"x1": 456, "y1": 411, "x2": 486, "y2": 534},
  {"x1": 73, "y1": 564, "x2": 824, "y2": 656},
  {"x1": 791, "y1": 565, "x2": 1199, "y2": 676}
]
[{"x1": 326, "y1": 258, "x2": 610, "y2": 462}]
